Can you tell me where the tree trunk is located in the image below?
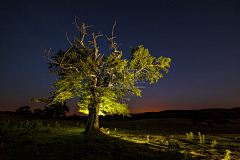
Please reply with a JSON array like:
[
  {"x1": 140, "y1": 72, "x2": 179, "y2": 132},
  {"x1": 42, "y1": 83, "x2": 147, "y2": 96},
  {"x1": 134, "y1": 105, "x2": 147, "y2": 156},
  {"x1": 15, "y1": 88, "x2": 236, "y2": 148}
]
[{"x1": 82, "y1": 90, "x2": 102, "y2": 135}]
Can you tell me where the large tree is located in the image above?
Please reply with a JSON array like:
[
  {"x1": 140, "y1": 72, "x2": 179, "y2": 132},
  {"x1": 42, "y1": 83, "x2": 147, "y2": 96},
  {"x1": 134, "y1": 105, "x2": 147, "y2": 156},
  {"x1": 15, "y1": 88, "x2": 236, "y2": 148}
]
[{"x1": 30, "y1": 16, "x2": 171, "y2": 134}]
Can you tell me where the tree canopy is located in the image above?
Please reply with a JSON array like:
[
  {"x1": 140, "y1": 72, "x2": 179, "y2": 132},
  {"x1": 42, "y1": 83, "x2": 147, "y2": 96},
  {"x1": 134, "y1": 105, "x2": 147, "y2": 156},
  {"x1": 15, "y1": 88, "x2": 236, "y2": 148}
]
[{"x1": 30, "y1": 16, "x2": 171, "y2": 134}]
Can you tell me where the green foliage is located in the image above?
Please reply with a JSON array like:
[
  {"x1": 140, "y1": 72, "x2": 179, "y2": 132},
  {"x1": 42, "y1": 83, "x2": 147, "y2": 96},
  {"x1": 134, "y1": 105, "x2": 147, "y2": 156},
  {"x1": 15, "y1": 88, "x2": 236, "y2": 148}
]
[
  {"x1": 30, "y1": 20, "x2": 172, "y2": 134},
  {"x1": 19, "y1": 121, "x2": 24, "y2": 128},
  {"x1": 75, "y1": 122, "x2": 84, "y2": 127},
  {"x1": 159, "y1": 136, "x2": 167, "y2": 144},
  {"x1": 223, "y1": 150, "x2": 232, "y2": 160},
  {"x1": 13, "y1": 124, "x2": 18, "y2": 131},
  {"x1": 78, "y1": 88, "x2": 132, "y2": 117},
  {"x1": 35, "y1": 119, "x2": 43, "y2": 128},
  {"x1": 129, "y1": 45, "x2": 171, "y2": 84},
  {"x1": 211, "y1": 140, "x2": 218, "y2": 148},
  {"x1": 46, "y1": 123, "x2": 52, "y2": 132},
  {"x1": 198, "y1": 132, "x2": 205, "y2": 144},
  {"x1": 4, "y1": 131, "x2": 19, "y2": 139},
  {"x1": 0, "y1": 119, "x2": 56, "y2": 140},
  {"x1": 25, "y1": 120, "x2": 31, "y2": 128},
  {"x1": 186, "y1": 132, "x2": 194, "y2": 141},
  {"x1": 1, "y1": 121, "x2": 19, "y2": 139},
  {"x1": 146, "y1": 134, "x2": 149, "y2": 143},
  {"x1": 165, "y1": 140, "x2": 169, "y2": 146},
  {"x1": 55, "y1": 121, "x2": 61, "y2": 129},
  {"x1": 1, "y1": 120, "x2": 10, "y2": 132},
  {"x1": 80, "y1": 123, "x2": 85, "y2": 127},
  {"x1": 1, "y1": 117, "x2": 237, "y2": 160}
]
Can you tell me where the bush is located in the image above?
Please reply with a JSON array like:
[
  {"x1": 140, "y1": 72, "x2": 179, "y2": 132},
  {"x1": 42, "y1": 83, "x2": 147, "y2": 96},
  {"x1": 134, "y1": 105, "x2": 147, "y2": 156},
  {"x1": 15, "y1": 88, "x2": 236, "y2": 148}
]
[
  {"x1": 186, "y1": 132, "x2": 194, "y2": 141},
  {"x1": 198, "y1": 132, "x2": 205, "y2": 144},
  {"x1": 211, "y1": 140, "x2": 217, "y2": 148},
  {"x1": 55, "y1": 121, "x2": 61, "y2": 129},
  {"x1": 1, "y1": 120, "x2": 10, "y2": 132},
  {"x1": 223, "y1": 150, "x2": 231, "y2": 160},
  {"x1": 45, "y1": 123, "x2": 52, "y2": 133},
  {"x1": 80, "y1": 123, "x2": 84, "y2": 127}
]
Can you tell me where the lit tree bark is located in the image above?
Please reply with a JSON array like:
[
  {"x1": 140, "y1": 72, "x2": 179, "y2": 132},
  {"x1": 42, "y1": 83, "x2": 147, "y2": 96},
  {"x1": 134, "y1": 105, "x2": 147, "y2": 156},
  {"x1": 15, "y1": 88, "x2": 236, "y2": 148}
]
[{"x1": 82, "y1": 88, "x2": 102, "y2": 134}]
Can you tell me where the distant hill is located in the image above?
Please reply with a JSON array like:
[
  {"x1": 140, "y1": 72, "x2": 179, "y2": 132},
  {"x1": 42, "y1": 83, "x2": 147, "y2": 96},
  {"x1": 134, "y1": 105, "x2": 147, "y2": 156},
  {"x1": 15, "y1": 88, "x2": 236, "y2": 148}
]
[
  {"x1": 125, "y1": 107, "x2": 240, "y2": 122},
  {"x1": 1, "y1": 107, "x2": 240, "y2": 123}
]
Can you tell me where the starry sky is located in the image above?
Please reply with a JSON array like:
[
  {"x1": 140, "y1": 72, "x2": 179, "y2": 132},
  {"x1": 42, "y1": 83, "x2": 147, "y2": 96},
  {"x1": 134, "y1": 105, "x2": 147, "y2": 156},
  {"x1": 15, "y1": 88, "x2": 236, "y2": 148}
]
[{"x1": 0, "y1": 0, "x2": 239, "y2": 116}]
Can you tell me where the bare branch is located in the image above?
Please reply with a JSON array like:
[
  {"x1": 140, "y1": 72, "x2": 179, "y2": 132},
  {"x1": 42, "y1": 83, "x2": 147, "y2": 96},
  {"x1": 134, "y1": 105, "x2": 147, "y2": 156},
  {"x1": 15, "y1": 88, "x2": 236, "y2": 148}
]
[
  {"x1": 92, "y1": 32, "x2": 103, "y2": 61},
  {"x1": 42, "y1": 17, "x2": 110, "y2": 80},
  {"x1": 106, "y1": 21, "x2": 122, "y2": 53},
  {"x1": 72, "y1": 17, "x2": 95, "y2": 56},
  {"x1": 105, "y1": 21, "x2": 123, "y2": 70},
  {"x1": 42, "y1": 47, "x2": 58, "y2": 64},
  {"x1": 60, "y1": 45, "x2": 73, "y2": 65},
  {"x1": 66, "y1": 32, "x2": 72, "y2": 46},
  {"x1": 112, "y1": 22, "x2": 116, "y2": 38}
]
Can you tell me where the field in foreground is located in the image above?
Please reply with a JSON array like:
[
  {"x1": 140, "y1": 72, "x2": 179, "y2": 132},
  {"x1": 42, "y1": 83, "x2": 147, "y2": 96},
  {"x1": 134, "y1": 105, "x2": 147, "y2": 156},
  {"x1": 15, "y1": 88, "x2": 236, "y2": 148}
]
[{"x1": 0, "y1": 115, "x2": 239, "y2": 160}]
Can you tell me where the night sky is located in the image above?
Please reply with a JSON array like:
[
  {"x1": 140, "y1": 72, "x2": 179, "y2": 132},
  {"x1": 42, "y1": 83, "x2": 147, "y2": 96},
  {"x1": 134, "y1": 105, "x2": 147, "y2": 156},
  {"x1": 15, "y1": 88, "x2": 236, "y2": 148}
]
[{"x1": 0, "y1": 0, "x2": 239, "y2": 116}]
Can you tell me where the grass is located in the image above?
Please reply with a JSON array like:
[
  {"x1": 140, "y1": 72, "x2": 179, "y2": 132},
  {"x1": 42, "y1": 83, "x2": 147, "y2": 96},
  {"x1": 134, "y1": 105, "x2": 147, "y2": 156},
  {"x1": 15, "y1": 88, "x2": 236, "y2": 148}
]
[{"x1": 0, "y1": 116, "x2": 239, "y2": 160}]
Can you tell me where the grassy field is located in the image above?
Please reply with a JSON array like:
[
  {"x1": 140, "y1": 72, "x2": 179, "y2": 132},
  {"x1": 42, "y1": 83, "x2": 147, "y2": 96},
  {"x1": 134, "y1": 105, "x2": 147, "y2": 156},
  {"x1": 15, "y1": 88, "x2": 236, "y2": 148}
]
[{"x1": 0, "y1": 114, "x2": 239, "y2": 160}]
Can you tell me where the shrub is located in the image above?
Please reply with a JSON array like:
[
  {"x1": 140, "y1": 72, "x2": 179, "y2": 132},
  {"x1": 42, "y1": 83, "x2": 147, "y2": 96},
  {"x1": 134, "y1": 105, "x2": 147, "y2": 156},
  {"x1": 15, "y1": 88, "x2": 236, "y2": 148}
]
[
  {"x1": 80, "y1": 123, "x2": 84, "y2": 127},
  {"x1": 100, "y1": 127, "x2": 109, "y2": 132},
  {"x1": 211, "y1": 140, "x2": 217, "y2": 148},
  {"x1": 35, "y1": 119, "x2": 43, "y2": 128},
  {"x1": 55, "y1": 121, "x2": 60, "y2": 129},
  {"x1": 198, "y1": 132, "x2": 205, "y2": 144},
  {"x1": 46, "y1": 123, "x2": 52, "y2": 132},
  {"x1": 186, "y1": 132, "x2": 194, "y2": 141},
  {"x1": 19, "y1": 121, "x2": 24, "y2": 128},
  {"x1": 223, "y1": 150, "x2": 231, "y2": 160},
  {"x1": 25, "y1": 120, "x2": 31, "y2": 128},
  {"x1": 146, "y1": 134, "x2": 149, "y2": 143},
  {"x1": 1, "y1": 120, "x2": 10, "y2": 132}
]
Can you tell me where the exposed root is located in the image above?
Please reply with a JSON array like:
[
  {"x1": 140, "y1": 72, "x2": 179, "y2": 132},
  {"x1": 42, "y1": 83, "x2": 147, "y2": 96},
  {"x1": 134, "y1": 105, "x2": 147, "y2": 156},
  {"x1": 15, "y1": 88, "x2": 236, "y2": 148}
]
[{"x1": 81, "y1": 128, "x2": 103, "y2": 135}]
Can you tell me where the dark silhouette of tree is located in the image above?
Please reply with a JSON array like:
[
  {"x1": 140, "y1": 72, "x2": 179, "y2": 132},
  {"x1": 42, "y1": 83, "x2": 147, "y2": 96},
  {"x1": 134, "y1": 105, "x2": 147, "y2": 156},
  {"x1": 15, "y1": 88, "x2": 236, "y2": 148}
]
[
  {"x1": 34, "y1": 109, "x2": 44, "y2": 114},
  {"x1": 43, "y1": 98, "x2": 69, "y2": 119},
  {"x1": 16, "y1": 105, "x2": 32, "y2": 113},
  {"x1": 30, "y1": 16, "x2": 171, "y2": 135}
]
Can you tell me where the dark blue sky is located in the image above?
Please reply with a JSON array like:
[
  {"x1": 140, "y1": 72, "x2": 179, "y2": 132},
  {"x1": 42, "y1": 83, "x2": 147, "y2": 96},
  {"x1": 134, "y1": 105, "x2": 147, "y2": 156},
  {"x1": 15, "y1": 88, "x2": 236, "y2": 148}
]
[{"x1": 0, "y1": 0, "x2": 239, "y2": 115}]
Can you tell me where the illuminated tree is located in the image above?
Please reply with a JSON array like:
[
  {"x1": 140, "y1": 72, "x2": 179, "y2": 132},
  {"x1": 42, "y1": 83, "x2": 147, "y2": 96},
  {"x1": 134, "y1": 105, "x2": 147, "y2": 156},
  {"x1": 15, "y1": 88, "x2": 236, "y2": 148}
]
[{"x1": 30, "y1": 16, "x2": 171, "y2": 134}]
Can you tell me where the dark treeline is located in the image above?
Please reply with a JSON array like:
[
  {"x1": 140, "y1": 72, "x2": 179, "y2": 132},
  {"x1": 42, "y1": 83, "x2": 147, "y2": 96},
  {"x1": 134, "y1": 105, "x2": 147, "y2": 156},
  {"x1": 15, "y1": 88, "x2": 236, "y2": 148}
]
[
  {"x1": 1, "y1": 107, "x2": 240, "y2": 126},
  {"x1": 101, "y1": 107, "x2": 240, "y2": 125}
]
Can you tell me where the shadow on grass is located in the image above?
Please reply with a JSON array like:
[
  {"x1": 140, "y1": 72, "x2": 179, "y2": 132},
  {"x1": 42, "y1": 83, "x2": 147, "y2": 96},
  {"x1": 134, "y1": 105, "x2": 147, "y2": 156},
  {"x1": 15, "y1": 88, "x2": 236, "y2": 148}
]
[{"x1": 0, "y1": 127, "x2": 195, "y2": 160}]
